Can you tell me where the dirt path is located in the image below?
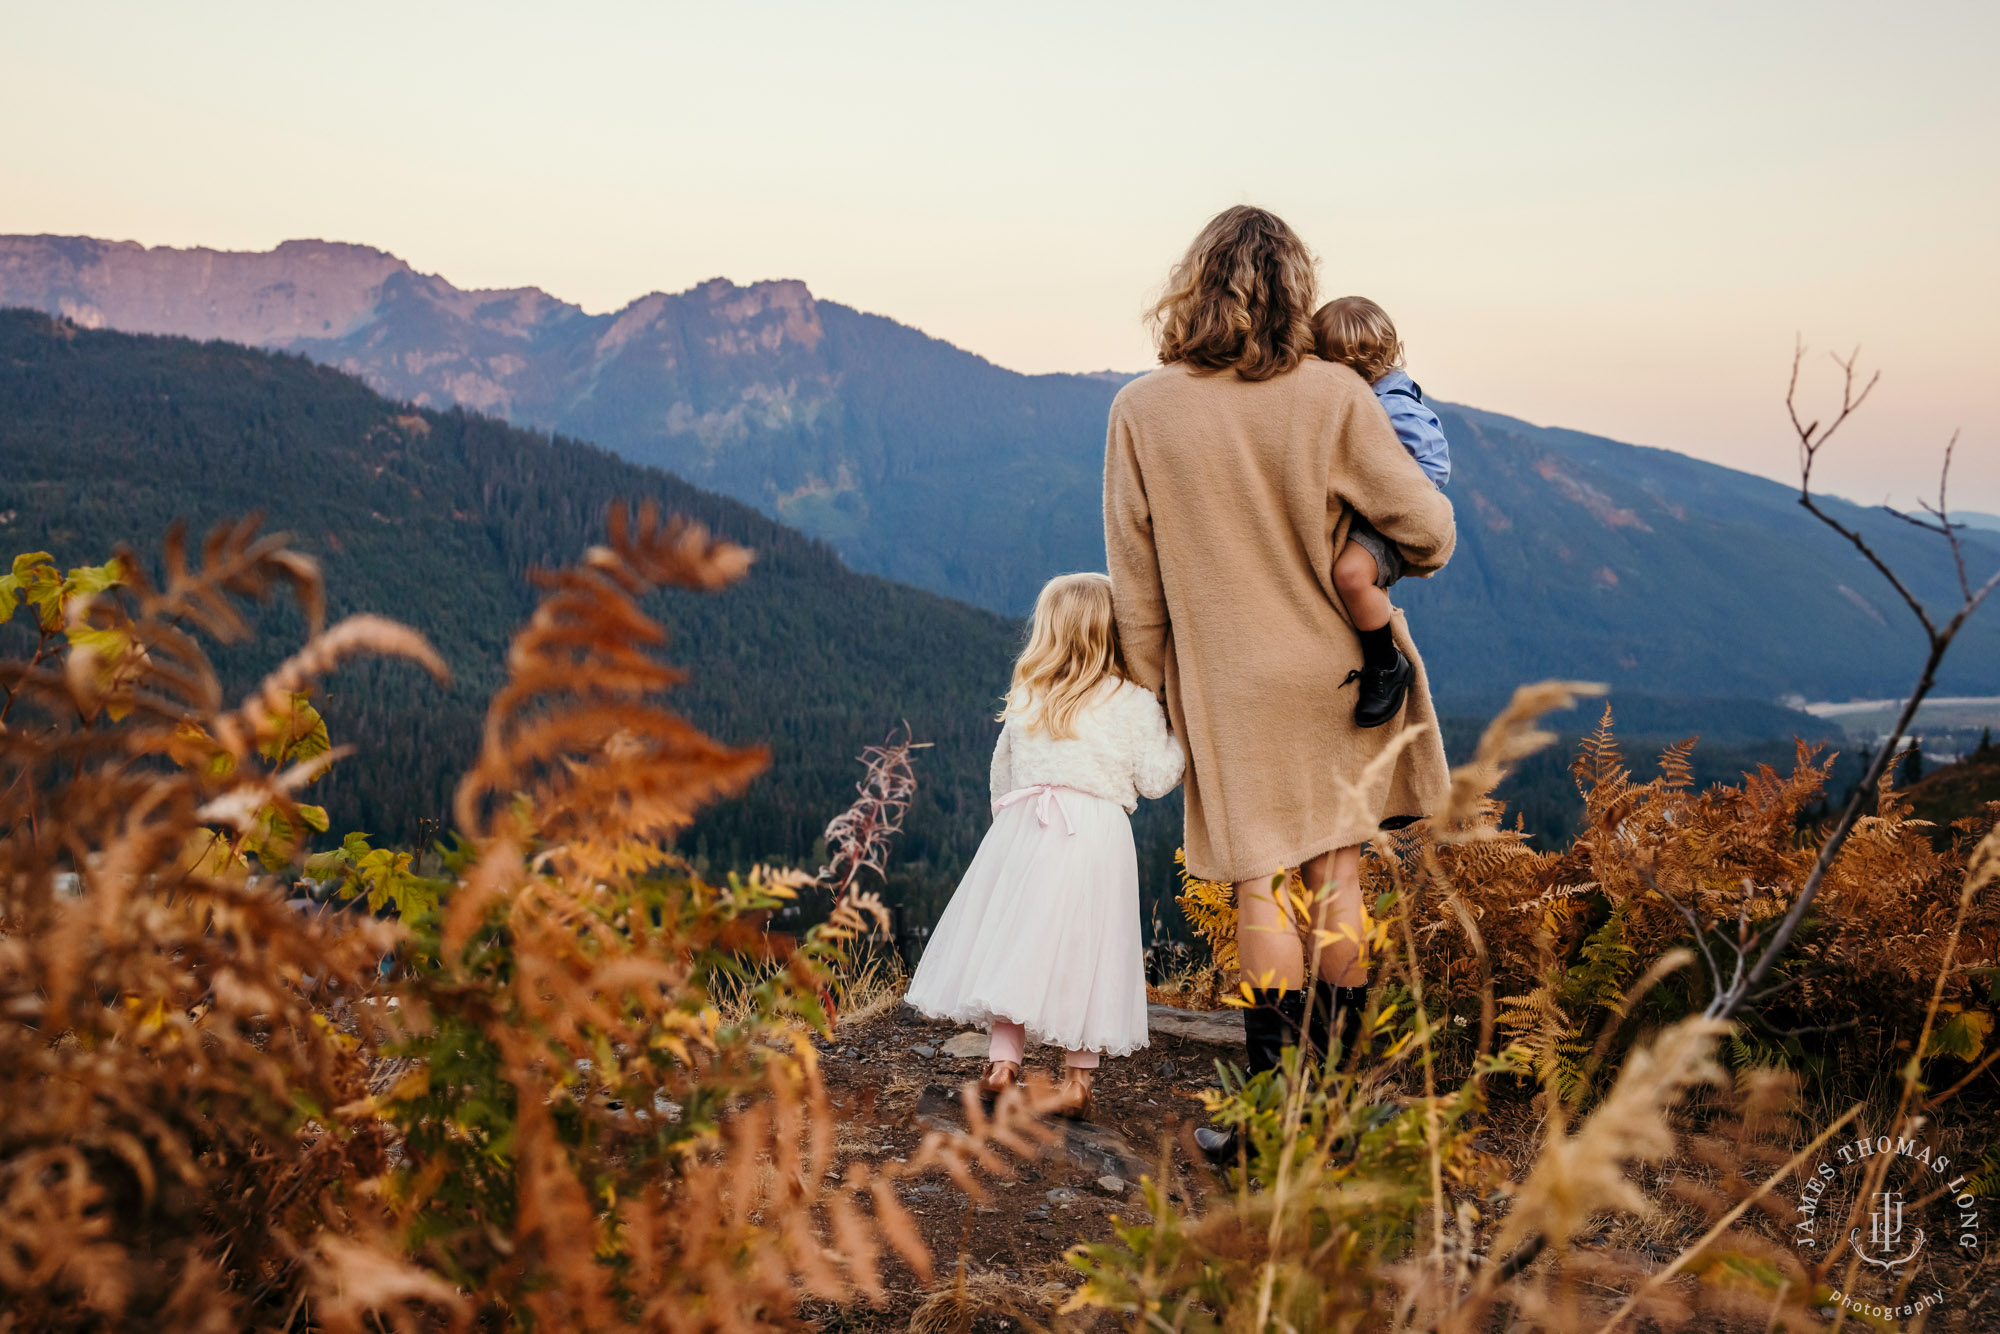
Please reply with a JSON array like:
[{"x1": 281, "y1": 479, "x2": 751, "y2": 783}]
[
  {"x1": 811, "y1": 1003, "x2": 1237, "y2": 1328},
  {"x1": 807, "y1": 1005, "x2": 2000, "y2": 1333}
]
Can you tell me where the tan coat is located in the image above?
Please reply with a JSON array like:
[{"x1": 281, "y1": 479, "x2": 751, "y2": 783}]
[{"x1": 1103, "y1": 359, "x2": 1457, "y2": 883}]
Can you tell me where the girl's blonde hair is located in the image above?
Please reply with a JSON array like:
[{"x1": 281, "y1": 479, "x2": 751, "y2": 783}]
[
  {"x1": 1002, "y1": 573, "x2": 1127, "y2": 740},
  {"x1": 1150, "y1": 205, "x2": 1319, "y2": 383},
  {"x1": 1311, "y1": 295, "x2": 1403, "y2": 383}
]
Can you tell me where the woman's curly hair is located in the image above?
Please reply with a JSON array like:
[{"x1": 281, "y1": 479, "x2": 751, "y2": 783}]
[{"x1": 1150, "y1": 206, "x2": 1318, "y2": 382}]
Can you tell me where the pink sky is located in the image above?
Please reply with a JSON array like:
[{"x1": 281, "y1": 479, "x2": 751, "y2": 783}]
[{"x1": 3, "y1": 1, "x2": 1994, "y2": 511}]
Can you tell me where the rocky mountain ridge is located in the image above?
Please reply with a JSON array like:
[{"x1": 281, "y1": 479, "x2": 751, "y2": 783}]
[
  {"x1": 1, "y1": 234, "x2": 1113, "y2": 611},
  {"x1": 5, "y1": 234, "x2": 1998, "y2": 701}
]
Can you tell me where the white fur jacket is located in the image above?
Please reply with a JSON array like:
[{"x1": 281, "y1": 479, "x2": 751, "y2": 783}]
[{"x1": 989, "y1": 679, "x2": 1186, "y2": 813}]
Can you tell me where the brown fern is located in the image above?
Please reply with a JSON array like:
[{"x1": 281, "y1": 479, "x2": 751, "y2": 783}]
[{"x1": 0, "y1": 519, "x2": 444, "y2": 1328}]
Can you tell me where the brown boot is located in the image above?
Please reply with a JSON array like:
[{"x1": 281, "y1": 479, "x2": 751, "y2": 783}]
[
  {"x1": 1053, "y1": 1066, "x2": 1094, "y2": 1121},
  {"x1": 978, "y1": 1060, "x2": 1020, "y2": 1099}
]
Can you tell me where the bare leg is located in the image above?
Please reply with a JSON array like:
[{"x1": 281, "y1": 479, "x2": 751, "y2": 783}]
[
  {"x1": 1301, "y1": 845, "x2": 1368, "y2": 986},
  {"x1": 1333, "y1": 542, "x2": 1393, "y2": 632},
  {"x1": 1237, "y1": 845, "x2": 1369, "y2": 989},
  {"x1": 1235, "y1": 869, "x2": 1306, "y2": 989}
]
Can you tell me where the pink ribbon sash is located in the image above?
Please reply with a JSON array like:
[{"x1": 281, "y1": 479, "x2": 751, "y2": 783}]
[{"x1": 992, "y1": 783, "x2": 1079, "y2": 835}]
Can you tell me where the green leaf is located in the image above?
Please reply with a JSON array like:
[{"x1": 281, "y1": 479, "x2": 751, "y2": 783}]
[
  {"x1": 3, "y1": 550, "x2": 55, "y2": 585},
  {"x1": 258, "y1": 692, "x2": 333, "y2": 773},
  {"x1": 1, "y1": 552, "x2": 63, "y2": 631},
  {"x1": 1925, "y1": 1010, "x2": 1992, "y2": 1061},
  {"x1": 62, "y1": 556, "x2": 124, "y2": 598},
  {"x1": 64, "y1": 622, "x2": 133, "y2": 664},
  {"x1": 246, "y1": 805, "x2": 312, "y2": 871}
]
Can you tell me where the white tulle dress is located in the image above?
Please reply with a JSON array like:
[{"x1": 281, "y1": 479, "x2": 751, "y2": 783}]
[{"x1": 906, "y1": 679, "x2": 1185, "y2": 1057}]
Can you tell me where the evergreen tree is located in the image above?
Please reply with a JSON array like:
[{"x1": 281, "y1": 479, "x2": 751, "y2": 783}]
[{"x1": 1898, "y1": 741, "x2": 1924, "y2": 787}]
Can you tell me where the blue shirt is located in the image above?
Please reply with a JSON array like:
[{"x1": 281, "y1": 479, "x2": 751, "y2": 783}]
[{"x1": 1373, "y1": 368, "x2": 1450, "y2": 488}]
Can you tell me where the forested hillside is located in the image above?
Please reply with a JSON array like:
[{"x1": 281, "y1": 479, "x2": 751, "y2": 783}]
[
  {"x1": 1402, "y1": 404, "x2": 2000, "y2": 701},
  {"x1": 0, "y1": 309, "x2": 1060, "y2": 925}
]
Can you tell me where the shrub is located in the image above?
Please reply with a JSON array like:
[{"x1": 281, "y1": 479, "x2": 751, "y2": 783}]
[
  {"x1": 1088, "y1": 685, "x2": 1999, "y2": 1330},
  {"x1": 0, "y1": 509, "x2": 1047, "y2": 1331}
]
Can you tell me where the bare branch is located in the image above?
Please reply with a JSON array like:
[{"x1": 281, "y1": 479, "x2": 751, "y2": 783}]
[
  {"x1": 1710, "y1": 349, "x2": 1997, "y2": 1021},
  {"x1": 1796, "y1": 495, "x2": 1937, "y2": 640},
  {"x1": 1752, "y1": 1016, "x2": 1860, "y2": 1041},
  {"x1": 1637, "y1": 863, "x2": 1724, "y2": 996},
  {"x1": 1789, "y1": 345, "x2": 1928, "y2": 641},
  {"x1": 1938, "y1": 430, "x2": 1970, "y2": 601},
  {"x1": 1789, "y1": 341, "x2": 1880, "y2": 491},
  {"x1": 1881, "y1": 504, "x2": 1950, "y2": 538}
]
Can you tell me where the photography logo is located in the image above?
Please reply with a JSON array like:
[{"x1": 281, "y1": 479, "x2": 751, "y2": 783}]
[{"x1": 1791, "y1": 1128, "x2": 1985, "y2": 1323}]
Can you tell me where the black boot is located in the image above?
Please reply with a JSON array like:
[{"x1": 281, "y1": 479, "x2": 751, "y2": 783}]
[
  {"x1": 1195, "y1": 989, "x2": 1303, "y2": 1162},
  {"x1": 1345, "y1": 651, "x2": 1415, "y2": 728},
  {"x1": 1307, "y1": 981, "x2": 1370, "y2": 1069},
  {"x1": 1249, "y1": 987, "x2": 1308, "y2": 1072}
]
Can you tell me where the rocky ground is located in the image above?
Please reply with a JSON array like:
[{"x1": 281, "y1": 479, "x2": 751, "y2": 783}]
[
  {"x1": 802, "y1": 1002, "x2": 2000, "y2": 1333},
  {"x1": 806, "y1": 1001, "x2": 1242, "y2": 1329}
]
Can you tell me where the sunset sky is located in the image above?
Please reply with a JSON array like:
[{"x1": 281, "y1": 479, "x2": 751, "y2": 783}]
[{"x1": 4, "y1": 1, "x2": 1995, "y2": 510}]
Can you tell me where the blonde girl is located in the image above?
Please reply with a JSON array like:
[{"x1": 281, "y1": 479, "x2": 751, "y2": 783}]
[{"x1": 905, "y1": 573, "x2": 1184, "y2": 1118}]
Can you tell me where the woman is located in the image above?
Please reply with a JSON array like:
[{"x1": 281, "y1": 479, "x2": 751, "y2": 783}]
[{"x1": 1102, "y1": 206, "x2": 1455, "y2": 1154}]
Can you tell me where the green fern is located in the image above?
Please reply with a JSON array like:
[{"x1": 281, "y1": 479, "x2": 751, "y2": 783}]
[
  {"x1": 1498, "y1": 905, "x2": 1642, "y2": 1102},
  {"x1": 1720, "y1": 1030, "x2": 1797, "y2": 1073},
  {"x1": 1496, "y1": 979, "x2": 1593, "y2": 1101},
  {"x1": 1966, "y1": 1146, "x2": 2000, "y2": 1199},
  {"x1": 1562, "y1": 903, "x2": 1637, "y2": 1017}
]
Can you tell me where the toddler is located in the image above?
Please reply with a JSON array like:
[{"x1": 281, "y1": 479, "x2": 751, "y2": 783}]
[
  {"x1": 904, "y1": 572, "x2": 1184, "y2": 1119},
  {"x1": 1311, "y1": 296, "x2": 1451, "y2": 728}
]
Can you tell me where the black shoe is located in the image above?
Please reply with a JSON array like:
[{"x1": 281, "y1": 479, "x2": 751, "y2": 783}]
[
  {"x1": 1194, "y1": 1124, "x2": 1239, "y2": 1162},
  {"x1": 1346, "y1": 652, "x2": 1414, "y2": 728}
]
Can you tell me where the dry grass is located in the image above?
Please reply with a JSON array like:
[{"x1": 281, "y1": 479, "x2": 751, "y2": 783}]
[
  {"x1": 835, "y1": 949, "x2": 910, "y2": 1032},
  {"x1": 8, "y1": 349, "x2": 1995, "y2": 1332},
  {"x1": 907, "y1": 1267, "x2": 1068, "y2": 1334},
  {"x1": 712, "y1": 944, "x2": 909, "y2": 1033},
  {"x1": 1147, "y1": 956, "x2": 1229, "y2": 1012}
]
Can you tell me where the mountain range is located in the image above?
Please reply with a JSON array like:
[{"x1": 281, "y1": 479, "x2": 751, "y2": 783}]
[{"x1": 4, "y1": 234, "x2": 1997, "y2": 703}]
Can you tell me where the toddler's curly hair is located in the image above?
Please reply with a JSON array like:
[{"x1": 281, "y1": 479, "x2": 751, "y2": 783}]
[{"x1": 1311, "y1": 295, "x2": 1403, "y2": 384}]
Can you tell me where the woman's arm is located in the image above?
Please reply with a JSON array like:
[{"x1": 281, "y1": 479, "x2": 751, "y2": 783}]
[
  {"x1": 1337, "y1": 393, "x2": 1457, "y2": 575},
  {"x1": 1127, "y1": 686, "x2": 1186, "y2": 800},
  {"x1": 1103, "y1": 405, "x2": 1171, "y2": 691}
]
